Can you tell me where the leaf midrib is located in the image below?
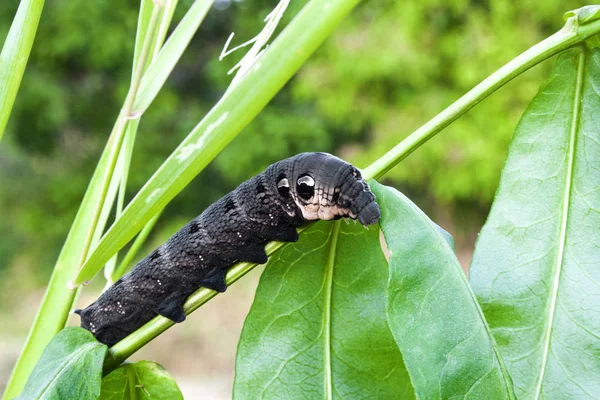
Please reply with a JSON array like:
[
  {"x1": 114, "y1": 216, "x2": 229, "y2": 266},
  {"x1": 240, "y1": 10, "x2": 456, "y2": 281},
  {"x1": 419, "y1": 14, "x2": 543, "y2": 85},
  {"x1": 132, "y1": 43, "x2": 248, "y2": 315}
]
[
  {"x1": 323, "y1": 221, "x2": 341, "y2": 400},
  {"x1": 532, "y1": 49, "x2": 585, "y2": 399}
]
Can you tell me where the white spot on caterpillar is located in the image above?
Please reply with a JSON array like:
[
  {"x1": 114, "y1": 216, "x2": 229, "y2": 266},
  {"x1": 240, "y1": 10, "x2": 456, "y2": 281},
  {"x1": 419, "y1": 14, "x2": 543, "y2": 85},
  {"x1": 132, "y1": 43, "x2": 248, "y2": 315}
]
[
  {"x1": 146, "y1": 188, "x2": 162, "y2": 203},
  {"x1": 175, "y1": 113, "x2": 229, "y2": 163}
]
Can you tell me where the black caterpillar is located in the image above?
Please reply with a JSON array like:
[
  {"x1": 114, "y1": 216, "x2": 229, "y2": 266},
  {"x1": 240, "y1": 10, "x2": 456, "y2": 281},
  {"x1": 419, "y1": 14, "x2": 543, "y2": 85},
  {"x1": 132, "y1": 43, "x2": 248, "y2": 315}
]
[{"x1": 76, "y1": 152, "x2": 380, "y2": 346}]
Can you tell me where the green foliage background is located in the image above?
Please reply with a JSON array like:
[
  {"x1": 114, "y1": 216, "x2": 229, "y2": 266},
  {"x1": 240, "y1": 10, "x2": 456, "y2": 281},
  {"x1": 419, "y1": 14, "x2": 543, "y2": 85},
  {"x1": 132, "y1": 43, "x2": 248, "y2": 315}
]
[{"x1": 0, "y1": 0, "x2": 586, "y2": 302}]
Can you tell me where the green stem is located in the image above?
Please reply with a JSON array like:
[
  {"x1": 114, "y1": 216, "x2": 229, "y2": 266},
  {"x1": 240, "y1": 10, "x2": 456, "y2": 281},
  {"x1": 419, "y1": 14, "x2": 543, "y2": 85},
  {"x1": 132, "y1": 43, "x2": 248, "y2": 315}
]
[
  {"x1": 362, "y1": 15, "x2": 600, "y2": 181},
  {"x1": 105, "y1": 10, "x2": 600, "y2": 368},
  {"x1": 0, "y1": 0, "x2": 45, "y2": 141}
]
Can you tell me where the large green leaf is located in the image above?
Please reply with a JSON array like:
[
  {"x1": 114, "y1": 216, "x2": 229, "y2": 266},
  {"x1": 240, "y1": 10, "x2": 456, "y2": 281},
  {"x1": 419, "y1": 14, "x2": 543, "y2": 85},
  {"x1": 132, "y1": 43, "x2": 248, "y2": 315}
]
[
  {"x1": 470, "y1": 48, "x2": 600, "y2": 399},
  {"x1": 234, "y1": 220, "x2": 413, "y2": 399},
  {"x1": 16, "y1": 328, "x2": 107, "y2": 400},
  {"x1": 372, "y1": 182, "x2": 515, "y2": 399},
  {"x1": 99, "y1": 360, "x2": 183, "y2": 400}
]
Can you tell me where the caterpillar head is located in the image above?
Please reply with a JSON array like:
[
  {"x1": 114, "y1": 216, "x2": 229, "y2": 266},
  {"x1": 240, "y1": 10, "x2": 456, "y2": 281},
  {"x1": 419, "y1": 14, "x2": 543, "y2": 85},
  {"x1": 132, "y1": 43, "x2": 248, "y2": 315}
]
[{"x1": 273, "y1": 152, "x2": 380, "y2": 226}]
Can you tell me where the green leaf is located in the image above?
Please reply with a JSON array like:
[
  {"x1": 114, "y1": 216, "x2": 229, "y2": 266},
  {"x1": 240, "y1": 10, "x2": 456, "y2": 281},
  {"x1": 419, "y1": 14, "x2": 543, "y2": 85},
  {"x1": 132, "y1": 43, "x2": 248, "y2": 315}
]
[
  {"x1": 470, "y1": 48, "x2": 600, "y2": 399},
  {"x1": 372, "y1": 182, "x2": 515, "y2": 400},
  {"x1": 133, "y1": 0, "x2": 213, "y2": 114},
  {"x1": 75, "y1": 0, "x2": 363, "y2": 285},
  {"x1": 16, "y1": 327, "x2": 107, "y2": 400},
  {"x1": 234, "y1": 220, "x2": 414, "y2": 399},
  {"x1": 0, "y1": 0, "x2": 45, "y2": 141},
  {"x1": 153, "y1": 0, "x2": 180, "y2": 59},
  {"x1": 132, "y1": 0, "x2": 156, "y2": 74},
  {"x1": 100, "y1": 360, "x2": 183, "y2": 400}
]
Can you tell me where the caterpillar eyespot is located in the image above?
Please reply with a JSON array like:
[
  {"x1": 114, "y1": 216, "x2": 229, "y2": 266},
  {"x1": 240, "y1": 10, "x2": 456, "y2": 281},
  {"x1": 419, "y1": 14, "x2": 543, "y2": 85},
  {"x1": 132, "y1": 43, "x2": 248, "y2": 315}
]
[
  {"x1": 296, "y1": 175, "x2": 315, "y2": 200},
  {"x1": 277, "y1": 177, "x2": 290, "y2": 198},
  {"x1": 297, "y1": 175, "x2": 314, "y2": 186},
  {"x1": 277, "y1": 177, "x2": 289, "y2": 188},
  {"x1": 76, "y1": 152, "x2": 380, "y2": 346}
]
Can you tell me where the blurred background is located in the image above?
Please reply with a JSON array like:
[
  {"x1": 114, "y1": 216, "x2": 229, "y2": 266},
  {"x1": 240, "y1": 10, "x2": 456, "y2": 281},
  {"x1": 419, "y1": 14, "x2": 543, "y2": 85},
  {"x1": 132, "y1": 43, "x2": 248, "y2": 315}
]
[{"x1": 0, "y1": 0, "x2": 589, "y2": 398}]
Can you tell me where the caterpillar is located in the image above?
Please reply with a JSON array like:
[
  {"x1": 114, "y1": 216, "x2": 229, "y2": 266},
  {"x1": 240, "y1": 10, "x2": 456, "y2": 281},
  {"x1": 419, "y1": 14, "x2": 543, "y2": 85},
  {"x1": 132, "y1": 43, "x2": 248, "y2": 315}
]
[{"x1": 76, "y1": 152, "x2": 380, "y2": 346}]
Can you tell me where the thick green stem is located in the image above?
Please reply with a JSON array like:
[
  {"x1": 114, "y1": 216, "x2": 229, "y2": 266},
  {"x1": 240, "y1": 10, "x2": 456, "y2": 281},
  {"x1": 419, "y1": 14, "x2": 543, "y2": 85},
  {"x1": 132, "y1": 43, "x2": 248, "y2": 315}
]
[{"x1": 105, "y1": 10, "x2": 600, "y2": 368}]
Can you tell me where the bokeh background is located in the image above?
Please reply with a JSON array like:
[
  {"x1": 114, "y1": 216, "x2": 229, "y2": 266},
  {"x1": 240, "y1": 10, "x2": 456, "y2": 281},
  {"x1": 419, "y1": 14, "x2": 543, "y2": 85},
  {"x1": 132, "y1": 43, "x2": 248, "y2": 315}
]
[{"x1": 0, "y1": 0, "x2": 589, "y2": 398}]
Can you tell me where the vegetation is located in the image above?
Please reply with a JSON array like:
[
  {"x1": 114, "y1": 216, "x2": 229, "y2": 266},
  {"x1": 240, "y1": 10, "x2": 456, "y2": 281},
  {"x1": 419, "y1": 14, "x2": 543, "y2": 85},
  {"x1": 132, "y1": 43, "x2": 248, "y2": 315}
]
[{"x1": 1, "y1": 0, "x2": 599, "y2": 398}]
